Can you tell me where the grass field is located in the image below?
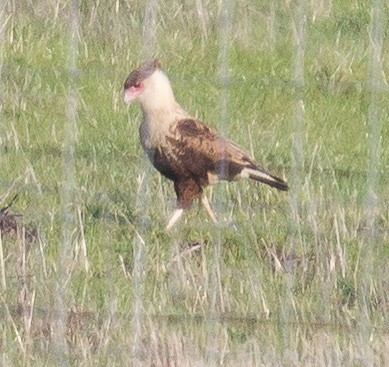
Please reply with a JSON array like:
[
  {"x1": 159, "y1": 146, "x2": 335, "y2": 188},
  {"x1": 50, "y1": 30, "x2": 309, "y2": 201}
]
[{"x1": 1, "y1": 0, "x2": 389, "y2": 365}]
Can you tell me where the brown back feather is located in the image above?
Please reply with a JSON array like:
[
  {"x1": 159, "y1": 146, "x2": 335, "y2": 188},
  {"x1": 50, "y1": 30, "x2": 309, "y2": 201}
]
[{"x1": 173, "y1": 119, "x2": 258, "y2": 181}]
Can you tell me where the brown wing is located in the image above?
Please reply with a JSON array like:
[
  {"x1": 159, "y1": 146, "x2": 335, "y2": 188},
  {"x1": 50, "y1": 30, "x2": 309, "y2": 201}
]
[
  {"x1": 169, "y1": 118, "x2": 258, "y2": 182},
  {"x1": 169, "y1": 118, "x2": 288, "y2": 191}
]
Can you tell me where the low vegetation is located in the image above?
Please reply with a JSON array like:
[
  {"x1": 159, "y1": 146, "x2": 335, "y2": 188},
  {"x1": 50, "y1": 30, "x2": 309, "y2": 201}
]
[{"x1": 1, "y1": 0, "x2": 388, "y2": 365}]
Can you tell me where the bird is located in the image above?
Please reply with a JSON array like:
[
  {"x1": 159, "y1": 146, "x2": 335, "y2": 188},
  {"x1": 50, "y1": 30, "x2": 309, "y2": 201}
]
[{"x1": 123, "y1": 59, "x2": 288, "y2": 230}]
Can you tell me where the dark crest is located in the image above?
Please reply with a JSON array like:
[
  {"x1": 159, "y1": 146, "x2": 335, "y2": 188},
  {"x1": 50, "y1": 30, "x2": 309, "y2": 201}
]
[{"x1": 124, "y1": 59, "x2": 161, "y2": 90}]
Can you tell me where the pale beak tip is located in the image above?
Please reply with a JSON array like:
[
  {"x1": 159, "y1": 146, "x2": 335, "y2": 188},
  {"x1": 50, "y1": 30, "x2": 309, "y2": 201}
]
[{"x1": 124, "y1": 91, "x2": 133, "y2": 105}]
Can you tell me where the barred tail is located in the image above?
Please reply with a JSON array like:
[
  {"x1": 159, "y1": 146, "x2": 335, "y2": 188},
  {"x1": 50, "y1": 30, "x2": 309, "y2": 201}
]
[{"x1": 241, "y1": 167, "x2": 288, "y2": 191}]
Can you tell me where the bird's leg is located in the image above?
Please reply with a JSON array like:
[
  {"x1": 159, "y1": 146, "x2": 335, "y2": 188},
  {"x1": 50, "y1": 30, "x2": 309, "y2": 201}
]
[
  {"x1": 166, "y1": 208, "x2": 184, "y2": 230},
  {"x1": 201, "y1": 195, "x2": 218, "y2": 224}
]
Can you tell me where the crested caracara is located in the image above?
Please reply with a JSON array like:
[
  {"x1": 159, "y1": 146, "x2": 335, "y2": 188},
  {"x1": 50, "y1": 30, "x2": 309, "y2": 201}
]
[{"x1": 124, "y1": 60, "x2": 288, "y2": 229}]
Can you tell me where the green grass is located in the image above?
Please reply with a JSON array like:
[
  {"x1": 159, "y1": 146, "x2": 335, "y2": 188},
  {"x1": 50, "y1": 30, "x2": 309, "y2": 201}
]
[{"x1": 1, "y1": 0, "x2": 389, "y2": 365}]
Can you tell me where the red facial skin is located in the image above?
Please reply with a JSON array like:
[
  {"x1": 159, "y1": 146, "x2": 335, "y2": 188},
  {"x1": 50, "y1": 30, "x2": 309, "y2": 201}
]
[{"x1": 124, "y1": 84, "x2": 144, "y2": 104}]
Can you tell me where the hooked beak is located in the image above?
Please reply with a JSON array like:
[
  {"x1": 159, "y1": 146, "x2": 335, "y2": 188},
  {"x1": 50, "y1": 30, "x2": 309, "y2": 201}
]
[{"x1": 124, "y1": 84, "x2": 144, "y2": 104}]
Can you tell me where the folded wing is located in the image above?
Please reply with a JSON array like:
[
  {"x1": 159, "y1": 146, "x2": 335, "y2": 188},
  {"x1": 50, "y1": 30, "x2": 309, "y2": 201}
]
[{"x1": 170, "y1": 119, "x2": 288, "y2": 191}]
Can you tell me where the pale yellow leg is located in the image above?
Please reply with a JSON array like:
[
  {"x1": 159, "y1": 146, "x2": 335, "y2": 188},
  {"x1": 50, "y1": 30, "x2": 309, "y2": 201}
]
[
  {"x1": 166, "y1": 208, "x2": 184, "y2": 230},
  {"x1": 201, "y1": 195, "x2": 218, "y2": 224}
]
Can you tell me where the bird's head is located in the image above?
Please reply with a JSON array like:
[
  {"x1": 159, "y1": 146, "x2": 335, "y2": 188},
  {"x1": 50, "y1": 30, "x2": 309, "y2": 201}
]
[{"x1": 123, "y1": 59, "x2": 166, "y2": 105}]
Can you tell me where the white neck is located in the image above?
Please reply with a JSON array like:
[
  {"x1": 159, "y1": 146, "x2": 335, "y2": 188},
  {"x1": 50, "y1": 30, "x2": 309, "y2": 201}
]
[
  {"x1": 138, "y1": 69, "x2": 188, "y2": 147},
  {"x1": 139, "y1": 70, "x2": 183, "y2": 116}
]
